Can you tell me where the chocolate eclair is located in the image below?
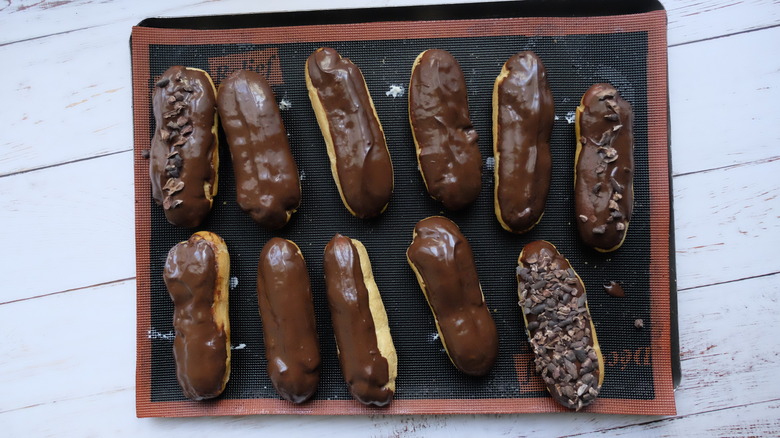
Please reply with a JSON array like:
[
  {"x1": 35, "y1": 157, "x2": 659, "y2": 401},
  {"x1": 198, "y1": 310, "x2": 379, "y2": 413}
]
[
  {"x1": 406, "y1": 216, "x2": 498, "y2": 376},
  {"x1": 575, "y1": 83, "x2": 634, "y2": 252},
  {"x1": 217, "y1": 70, "x2": 300, "y2": 230},
  {"x1": 164, "y1": 231, "x2": 231, "y2": 400},
  {"x1": 150, "y1": 66, "x2": 219, "y2": 228},
  {"x1": 409, "y1": 49, "x2": 482, "y2": 211},
  {"x1": 305, "y1": 48, "x2": 394, "y2": 219},
  {"x1": 493, "y1": 51, "x2": 554, "y2": 233},
  {"x1": 517, "y1": 240, "x2": 604, "y2": 410},
  {"x1": 324, "y1": 234, "x2": 397, "y2": 406},
  {"x1": 257, "y1": 238, "x2": 320, "y2": 404}
]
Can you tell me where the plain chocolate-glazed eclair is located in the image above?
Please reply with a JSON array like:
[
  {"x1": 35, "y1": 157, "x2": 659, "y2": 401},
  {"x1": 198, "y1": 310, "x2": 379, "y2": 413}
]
[
  {"x1": 305, "y1": 48, "x2": 394, "y2": 219},
  {"x1": 517, "y1": 240, "x2": 604, "y2": 410},
  {"x1": 257, "y1": 238, "x2": 320, "y2": 404},
  {"x1": 150, "y1": 66, "x2": 219, "y2": 228},
  {"x1": 575, "y1": 83, "x2": 634, "y2": 252},
  {"x1": 493, "y1": 51, "x2": 554, "y2": 233},
  {"x1": 323, "y1": 234, "x2": 397, "y2": 406},
  {"x1": 409, "y1": 49, "x2": 482, "y2": 211},
  {"x1": 164, "y1": 231, "x2": 231, "y2": 401},
  {"x1": 406, "y1": 216, "x2": 498, "y2": 376},
  {"x1": 217, "y1": 70, "x2": 301, "y2": 230}
]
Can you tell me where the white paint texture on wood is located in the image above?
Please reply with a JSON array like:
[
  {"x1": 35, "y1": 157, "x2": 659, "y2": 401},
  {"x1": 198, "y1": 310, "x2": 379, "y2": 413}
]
[
  {"x1": 673, "y1": 157, "x2": 780, "y2": 290},
  {"x1": 1, "y1": 0, "x2": 779, "y2": 435},
  {"x1": 0, "y1": 152, "x2": 135, "y2": 302},
  {"x1": 668, "y1": 25, "x2": 780, "y2": 177}
]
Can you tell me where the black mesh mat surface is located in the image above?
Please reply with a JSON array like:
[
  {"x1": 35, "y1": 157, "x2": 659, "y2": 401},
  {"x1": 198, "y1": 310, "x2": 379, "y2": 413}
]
[{"x1": 133, "y1": 4, "x2": 675, "y2": 416}]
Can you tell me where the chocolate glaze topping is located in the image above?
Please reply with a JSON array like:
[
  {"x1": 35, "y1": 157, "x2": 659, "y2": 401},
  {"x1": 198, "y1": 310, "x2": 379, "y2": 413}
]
[
  {"x1": 407, "y1": 216, "x2": 498, "y2": 376},
  {"x1": 494, "y1": 51, "x2": 554, "y2": 233},
  {"x1": 164, "y1": 234, "x2": 228, "y2": 400},
  {"x1": 323, "y1": 234, "x2": 393, "y2": 406},
  {"x1": 603, "y1": 280, "x2": 626, "y2": 297},
  {"x1": 409, "y1": 49, "x2": 482, "y2": 211},
  {"x1": 218, "y1": 70, "x2": 301, "y2": 230},
  {"x1": 306, "y1": 48, "x2": 393, "y2": 219},
  {"x1": 150, "y1": 66, "x2": 218, "y2": 228},
  {"x1": 575, "y1": 83, "x2": 634, "y2": 251},
  {"x1": 257, "y1": 238, "x2": 320, "y2": 404},
  {"x1": 517, "y1": 240, "x2": 603, "y2": 410}
]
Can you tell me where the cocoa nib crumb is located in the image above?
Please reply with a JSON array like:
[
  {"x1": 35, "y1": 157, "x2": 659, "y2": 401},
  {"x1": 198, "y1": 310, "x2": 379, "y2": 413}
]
[
  {"x1": 140, "y1": 149, "x2": 150, "y2": 159},
  {"x1": 155, "y1": 78, "x2": 169, "y2": 88}
]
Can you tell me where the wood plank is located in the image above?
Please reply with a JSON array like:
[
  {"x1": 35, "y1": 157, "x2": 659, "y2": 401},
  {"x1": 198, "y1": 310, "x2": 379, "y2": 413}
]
[
  {"x1": 669, "y1": 25, "x2": 780, "y2": 176},
  {"x1": 672, "y1": 156, "x2": 780, "y2": 290},
  {"x1": 0, "y1": 152, "x2": 135, "y2": 303},
  {"x1": 0, "y1": 280, "x2": 135, "y2": 414},
  {"x1": 2, "y1": 269, "x2": 776, "y2": 434},
  {"x1": 665, "y1": 0, "x2": 780, "y2": 46}
]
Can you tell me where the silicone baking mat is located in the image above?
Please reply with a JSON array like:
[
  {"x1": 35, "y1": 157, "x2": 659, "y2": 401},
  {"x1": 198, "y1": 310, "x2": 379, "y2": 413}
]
[{"x1": 132, "y1": 0, "x2": 676, "y2": 417}]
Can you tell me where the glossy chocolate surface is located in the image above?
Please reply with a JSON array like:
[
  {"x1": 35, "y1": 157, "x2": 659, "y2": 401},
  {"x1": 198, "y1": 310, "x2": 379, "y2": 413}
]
[
  {"x1": 323, "y1": 234, "x2": 393, "y2": 406},
  {"x1": 409, "y1": 49, "x2": 482, "y2": 211},
  {"x1": 164, "y1": 235, "x2": 227, "y2": 400},
  {"x1": 517, "y1": 240, "x2": 602, "y2": 410},
  {"x1": 257, "y1": 238, "x2": 320, "y2": 403},
  {"x1": 407, "y1": 216, "x2": 498, "y2": 376},
  {"x1": 494, "y1": 51, "x2": 554, "y2": 233},
  {"x1": 306, "y1": 48, "x2": 393, "y2": 219},
  {"x1": 218, "y1": 70, "x2": 300, "y2": 230},
  {"x1": 575, "y1": 83, "x2": 634, "y2": 251},
  {"x1": 150, "y1": 66, "x2": 218, "y2": 228}
]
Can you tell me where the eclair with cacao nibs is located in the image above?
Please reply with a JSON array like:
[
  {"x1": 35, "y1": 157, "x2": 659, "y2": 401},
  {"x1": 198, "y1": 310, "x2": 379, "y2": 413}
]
[
  {"x1": 574, "y1": 83, "x2": 634, "y2": 252},
  {"x1": 150, "y1": 66, "x2": 219, "y2": 228},
  {"x1": 517, "y1": 240, "x2": 604, "y2": 410}
]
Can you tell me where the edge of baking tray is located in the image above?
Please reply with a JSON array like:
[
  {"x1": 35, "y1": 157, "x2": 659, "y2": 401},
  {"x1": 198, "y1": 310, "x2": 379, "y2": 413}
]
[
  {"x1": 130, "y1": 0, "x2": 679, "y2": 390},
  {"x1": 135, "y1": 0, "x2": 665, "y2": 29}
]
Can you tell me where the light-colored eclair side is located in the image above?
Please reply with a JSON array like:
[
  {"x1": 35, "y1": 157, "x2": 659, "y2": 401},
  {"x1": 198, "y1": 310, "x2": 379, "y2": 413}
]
[
  {"x1": 408, "y1": 49, "x2": 482, "y2": 211},
  {"x1": 217, "y1": 69, "x2": 301, "y2": 230},
  {"x1": 574, "y1": 83, "x2": 634, "y2": 252},
  {"x1": 257, "y1": 238, "x2": 320, "y2": 404},
  {"x1": 150, "y1": 66, "x2": 219, "y2": 228},
  {"x1": 323, "y1": 234, "x2": 396, "y2": 406},
  {"x1": 492, "y1": 51, "x2": 554, "y2": 234},
  {"x1": 164, "y1": 231, "x2": 231, "y2": 401},
  {"x1": 517, "y1": 240, "x2": 604, "y2": 410},
  {"x1": 305, "y1": 47, "x2": 393, "y2": 219},
  {"x1": 406, "y1": 216, "x2": 498, "y2": 377}
]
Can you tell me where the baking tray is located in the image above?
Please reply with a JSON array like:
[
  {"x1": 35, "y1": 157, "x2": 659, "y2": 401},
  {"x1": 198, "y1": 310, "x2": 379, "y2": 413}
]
[{"x1": 132, "y1": 0, "x2": 677, "y2": 417}]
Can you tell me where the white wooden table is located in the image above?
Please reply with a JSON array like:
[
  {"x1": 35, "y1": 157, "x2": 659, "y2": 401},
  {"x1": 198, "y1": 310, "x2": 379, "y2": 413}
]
[{"x1": 2, "y1": 0, "x2": 779, "y2": 436}]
